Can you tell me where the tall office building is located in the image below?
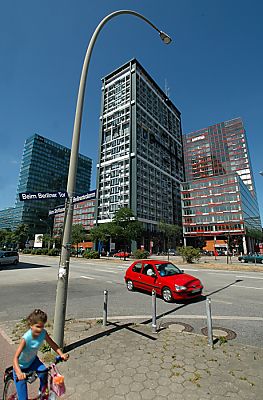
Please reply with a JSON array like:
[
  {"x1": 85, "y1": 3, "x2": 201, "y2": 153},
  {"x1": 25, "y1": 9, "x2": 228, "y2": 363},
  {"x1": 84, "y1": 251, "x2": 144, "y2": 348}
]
[
  {"x1": 13, "y1": 134, "x2": 92, "y2": 235},
  {"x1": 0, "y1": 207, "x2": 15, "y2": 230},
  {"x1": 183, "y1": 118, "x2": 256, "y2": 195},
  {"x1": 181, "y1": 118, "x2": 261, "y2": 253},
  {"x1": 96, "y1": 59, "x2": 184, "y2": 246}
]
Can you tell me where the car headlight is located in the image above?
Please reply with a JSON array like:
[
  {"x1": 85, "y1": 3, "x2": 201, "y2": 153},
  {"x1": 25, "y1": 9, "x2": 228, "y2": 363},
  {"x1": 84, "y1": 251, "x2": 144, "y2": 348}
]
[{"x1": 175, "y1": 285, "x2": 187, "y2": 291}]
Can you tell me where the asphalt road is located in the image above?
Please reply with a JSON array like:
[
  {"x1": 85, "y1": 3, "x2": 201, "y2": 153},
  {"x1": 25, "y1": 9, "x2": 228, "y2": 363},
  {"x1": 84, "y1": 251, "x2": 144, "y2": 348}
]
[{"x1": 0, "y1": 255, "x2": 262, "y2": 348}]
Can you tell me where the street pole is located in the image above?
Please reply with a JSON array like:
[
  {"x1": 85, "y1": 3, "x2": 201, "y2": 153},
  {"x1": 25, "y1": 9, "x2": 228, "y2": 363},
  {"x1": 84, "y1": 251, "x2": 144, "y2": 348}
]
[{"x1": 53, "y1": 10, "x2": 172, "y2": 348}]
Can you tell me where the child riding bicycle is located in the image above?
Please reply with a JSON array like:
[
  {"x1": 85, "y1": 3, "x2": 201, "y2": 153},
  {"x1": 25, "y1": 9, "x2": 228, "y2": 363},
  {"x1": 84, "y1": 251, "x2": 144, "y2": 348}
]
[{"x1": 13, "y1": 309, "x2": 69, "y2": 400}]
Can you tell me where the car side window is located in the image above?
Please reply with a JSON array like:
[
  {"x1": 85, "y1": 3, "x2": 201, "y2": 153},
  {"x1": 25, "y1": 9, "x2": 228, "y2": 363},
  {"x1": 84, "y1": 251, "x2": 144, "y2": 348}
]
[
  {"x1": 132, "y1": 262, "x2": 143, "y2": 273},
  {"x1": 142, "y1": 264, "x2": 155, "y2": 276}
]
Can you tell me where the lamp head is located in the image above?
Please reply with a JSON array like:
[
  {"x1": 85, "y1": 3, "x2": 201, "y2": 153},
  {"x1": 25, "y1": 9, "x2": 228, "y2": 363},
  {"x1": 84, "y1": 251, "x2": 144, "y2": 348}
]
[{"x1": 159, "y1": 31, "x2": 172, "y2": 44}]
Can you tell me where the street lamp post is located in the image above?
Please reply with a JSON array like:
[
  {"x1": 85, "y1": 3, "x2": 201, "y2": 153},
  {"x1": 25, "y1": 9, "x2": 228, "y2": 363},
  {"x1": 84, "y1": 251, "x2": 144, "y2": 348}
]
[{"x1": 53, "y1": 9, "x2": 172, "y2": 347}]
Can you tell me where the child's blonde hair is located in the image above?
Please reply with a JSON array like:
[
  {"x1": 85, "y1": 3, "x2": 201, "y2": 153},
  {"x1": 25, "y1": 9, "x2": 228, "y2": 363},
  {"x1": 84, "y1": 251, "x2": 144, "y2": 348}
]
[{"x1": 27, "y1": 309, "x2": 47, "y2": 326}]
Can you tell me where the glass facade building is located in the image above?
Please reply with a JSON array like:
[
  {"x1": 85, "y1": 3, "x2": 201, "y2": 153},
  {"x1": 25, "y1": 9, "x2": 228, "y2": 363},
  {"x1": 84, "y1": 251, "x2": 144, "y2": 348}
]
[
  {"x1": 182, "y1": 118, "x2": 261, "y2": 253},
  {"x1": 96, "y1": 59, "x2": 184, "y2": 244},
  {"x1": 13, "y1": 134, "x2": 92, "y2": 235},
  {"x1": 0, "y1": 207, "x2": 15, "y2": 230}
]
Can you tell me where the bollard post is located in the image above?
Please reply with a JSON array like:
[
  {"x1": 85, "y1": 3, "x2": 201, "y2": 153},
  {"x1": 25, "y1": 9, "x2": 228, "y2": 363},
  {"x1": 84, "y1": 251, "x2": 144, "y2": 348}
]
[
  {"x1": 152, "y1": 289, "x2": 157, "y2": 333},
  {"x1": 206, "y1": 297, "x2": 213, "y2": 348},
  {"x1": 103, "y1": 290, "x2": 108, "y2": 327}
]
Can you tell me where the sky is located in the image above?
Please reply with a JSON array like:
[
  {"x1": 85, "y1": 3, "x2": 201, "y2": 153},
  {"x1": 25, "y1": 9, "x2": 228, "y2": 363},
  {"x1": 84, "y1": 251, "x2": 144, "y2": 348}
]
[{"x1": 0, "y1": 0, "x2": 263, "y2": 219}]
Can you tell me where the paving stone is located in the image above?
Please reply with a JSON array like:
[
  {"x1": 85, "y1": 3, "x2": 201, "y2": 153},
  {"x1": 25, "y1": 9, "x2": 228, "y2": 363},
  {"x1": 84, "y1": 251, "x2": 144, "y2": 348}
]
[{"x1": 2, "y1": 318, "x2": 263, "y2": 400}]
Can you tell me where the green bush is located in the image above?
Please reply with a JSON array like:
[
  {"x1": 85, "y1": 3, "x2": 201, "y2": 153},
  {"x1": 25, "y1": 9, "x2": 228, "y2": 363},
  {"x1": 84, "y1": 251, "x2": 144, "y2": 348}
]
[
  {"x1": 133, "y1": 249, "x2": 150, "y2": 259},
  {"x1": 177, "y1": 246, "x2": 201, "y2": 263},
  {"x1": 83, "y1": 250, "x2": 100, "y2": 259},
  {"x1": 35, "y1": 248, "x2": 44, "y2": 255},
  {"x1": 31, "y1": 248, "x2": 37, "y2": 255},
  {"x1": 22, "y1": 249, "x2": 32, "y2": 254},
  {"x1": 48, "y1": 248, "x2": 60, "y2": 256}
]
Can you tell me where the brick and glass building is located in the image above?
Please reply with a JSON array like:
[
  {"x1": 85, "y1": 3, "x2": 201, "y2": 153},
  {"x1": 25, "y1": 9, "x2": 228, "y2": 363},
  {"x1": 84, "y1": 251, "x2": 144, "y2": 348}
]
[
  {"x1": 96, "y1": 59, "x2": 184, "y2": 249},
  {"x1": 51, "y1": 194, "x2": 96, "y2": 250},
  {"x1": 13, "y1": 134, "x2": 92, "y2": 235},
  {"x1": 181, "y1": 118, "x2": 261, "y2": 254}
]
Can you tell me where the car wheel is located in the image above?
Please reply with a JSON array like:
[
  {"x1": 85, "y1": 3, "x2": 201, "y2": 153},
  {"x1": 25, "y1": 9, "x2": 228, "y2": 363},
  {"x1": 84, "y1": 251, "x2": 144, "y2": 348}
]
[
  {"x1": 162, "y1": 287, "x2": 173, "y2": 303},
  {"x1": 126, "y1": 280, "x2": 134, "y2": 291},
  {"x1": 261, "y1": 259, "x2": 263, "y2": 264},
  {"x1": 13, "y1": 260, "x2": 18, "y2": 265},
  {"x1": 241, "y1": 259, "x2": 245, "y2": 263}
]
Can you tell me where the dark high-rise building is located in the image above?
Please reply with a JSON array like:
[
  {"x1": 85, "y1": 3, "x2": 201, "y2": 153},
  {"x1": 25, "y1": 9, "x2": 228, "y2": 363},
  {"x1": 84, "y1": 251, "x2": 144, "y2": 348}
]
[
  {"x1": 181, "y1": 118, "x2": 261, "y2": 254},
  {"x1": 13, "y1": 134, "x2": 92, "y2": 235},
  {"x1": 0, "y1": 207, "x2": 15, "y2": 230},
  {"x1": 96, "y1": 59, "x2": 184, "y2": 249}
]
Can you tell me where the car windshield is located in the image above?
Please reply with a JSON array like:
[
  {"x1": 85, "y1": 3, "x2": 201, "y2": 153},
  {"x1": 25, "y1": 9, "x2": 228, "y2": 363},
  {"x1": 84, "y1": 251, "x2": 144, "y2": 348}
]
[{"x1": 155, "y1": 263, "x2": 182, "y2": 276}]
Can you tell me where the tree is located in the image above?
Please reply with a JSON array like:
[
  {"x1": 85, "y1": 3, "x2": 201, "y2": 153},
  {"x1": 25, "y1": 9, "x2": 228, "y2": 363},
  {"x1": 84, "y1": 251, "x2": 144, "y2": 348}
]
[
  {"x1": 42, "y1": 233, "x2": 53, "y2": 251},
  {"x1": 177, "y1": 246, "x2": 201, "y2": 263},
  {"x1": 12, "y1": 224, "x2": 29, "y2": 249},
  {"x1": 158, "y1": 222, "x2": 182, "y2": 252},
  {"x1": 89, "y1": 223, "x2": 112, "y2": 255},
  {"x1": 110, "y1": 208, "x2": 143, "y2": 257},
  {"x1": 71, "y1": 224, "x2": 87, "y2": 256}
]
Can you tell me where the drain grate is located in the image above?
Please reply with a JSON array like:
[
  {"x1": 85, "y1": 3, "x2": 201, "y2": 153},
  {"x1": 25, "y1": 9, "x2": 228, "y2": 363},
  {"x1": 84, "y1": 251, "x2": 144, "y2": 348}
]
[
  {"x1": 161, "y1": 321, "x2": 194, "y2": 332},
  {"x1": 201, "y1": 326, "x2": 237, "y2": 340}
]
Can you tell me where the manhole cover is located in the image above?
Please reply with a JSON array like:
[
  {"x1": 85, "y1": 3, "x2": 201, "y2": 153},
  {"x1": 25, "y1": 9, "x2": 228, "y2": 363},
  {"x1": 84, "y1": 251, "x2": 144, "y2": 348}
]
[
  {"x1": 201, "y1": 326, "x2": 237, "y2": 340},
  {"x1": 161, "y1": 321, "x2": 194, "y2": 333}
]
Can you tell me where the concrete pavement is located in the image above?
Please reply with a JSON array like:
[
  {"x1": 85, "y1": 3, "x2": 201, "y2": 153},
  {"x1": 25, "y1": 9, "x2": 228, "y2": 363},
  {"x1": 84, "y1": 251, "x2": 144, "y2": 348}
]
[{"x1": 1, "y1": 318, "x2": 262, "y2": 399}]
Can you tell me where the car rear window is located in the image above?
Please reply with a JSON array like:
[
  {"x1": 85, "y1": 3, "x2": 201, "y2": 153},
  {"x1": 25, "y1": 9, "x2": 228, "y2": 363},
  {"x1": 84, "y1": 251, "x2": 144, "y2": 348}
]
[{"x1": 132, "y1": 262, "x2": 142, "y2": 273}]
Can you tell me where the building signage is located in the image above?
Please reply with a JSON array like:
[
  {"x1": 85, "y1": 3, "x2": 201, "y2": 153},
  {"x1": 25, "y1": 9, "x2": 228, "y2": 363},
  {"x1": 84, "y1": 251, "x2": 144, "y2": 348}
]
[
  {"x1": 72, "y1": 190, "x2": 96, "y2": 203},
  {"x1": 34, "y1": 234, "x2": 43, "y2": 248},
  {"x1": 48, "y1": 190, "x2": 96, "y2": 216},
  {"x1": 19, "y1": 191, "x2": 68, "y2": 201},
  {"x1": 191, "y1": 135, "x2": 205, "y2": 142}
]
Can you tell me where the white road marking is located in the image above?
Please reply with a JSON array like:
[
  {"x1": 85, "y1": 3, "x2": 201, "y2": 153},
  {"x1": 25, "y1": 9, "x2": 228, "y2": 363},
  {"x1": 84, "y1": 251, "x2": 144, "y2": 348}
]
[
  {"x1": 106, "y1": 281, "x2": 113, "y2": 284},
  {"x1": 94, "y1": 268, "x2": 118, "y2": 274},
  {"x1": 210, "y1": 299, "x2": 232, "y2": 305},
  {"x1": 233, "y1": 285, "x2": 263, "y2": 290},
  {"x1": 182, "y1": 269, "x2": 199, "y2": 272},
  {"x1": 208, "y1": 272, "x2": 236, "y2": 276},
  {"x1": 236, "y1": 275, "x2": 263, "y2": 280},
  {"x1": 80, "y1": 275, "x2": 95, "y2": 280}
]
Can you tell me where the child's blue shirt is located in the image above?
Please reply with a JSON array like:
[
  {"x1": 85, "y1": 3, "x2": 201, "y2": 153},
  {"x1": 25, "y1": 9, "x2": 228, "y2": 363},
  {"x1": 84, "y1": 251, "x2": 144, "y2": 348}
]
[{"x1": 18, "y1": 328, "x2": 46, "y2": 368}]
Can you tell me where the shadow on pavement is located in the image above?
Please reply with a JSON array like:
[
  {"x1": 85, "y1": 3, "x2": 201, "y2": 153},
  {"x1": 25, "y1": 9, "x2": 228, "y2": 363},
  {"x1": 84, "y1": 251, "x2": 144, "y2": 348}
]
[
  {"x1": 0, "y1": 262, "x2": 52, "y2": 271},
  {"x1": 206, "y1": 278, "x2": 243, "y2": 297},
  {"x1": 64, "y1": 279, "x2": 243, "y2": 353},
  {"x1": 64, "y1": 321, "x2": 157, "y2": 352}
]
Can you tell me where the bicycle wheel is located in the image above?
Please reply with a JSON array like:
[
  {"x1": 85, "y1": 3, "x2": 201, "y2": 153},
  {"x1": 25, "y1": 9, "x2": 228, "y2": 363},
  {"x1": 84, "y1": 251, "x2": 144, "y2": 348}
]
[{"x1": 3, "y1": 376, "x2": 17, "y2": 400}]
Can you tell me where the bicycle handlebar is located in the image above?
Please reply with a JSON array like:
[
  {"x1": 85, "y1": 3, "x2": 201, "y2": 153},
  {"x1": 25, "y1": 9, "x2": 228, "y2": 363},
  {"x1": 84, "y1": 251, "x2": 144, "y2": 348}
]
[{"x1": 22, "y1": 356, "x2": 64, "y2": 383}]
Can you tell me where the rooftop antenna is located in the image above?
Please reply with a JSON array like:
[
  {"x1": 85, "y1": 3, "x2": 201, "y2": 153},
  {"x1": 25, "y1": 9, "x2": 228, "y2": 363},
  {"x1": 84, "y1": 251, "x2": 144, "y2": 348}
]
[{"x1": 164, "y1": 78, "x2": 170, "y2": 98}]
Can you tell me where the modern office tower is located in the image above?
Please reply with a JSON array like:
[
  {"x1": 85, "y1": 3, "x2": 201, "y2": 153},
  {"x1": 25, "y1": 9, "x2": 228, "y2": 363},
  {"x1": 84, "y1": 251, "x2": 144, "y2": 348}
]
[
  {"x1": 13, "y1": 134, "x2": 92, "y2": 235},
  {"x1": 183, "y1": 118, "x2": 256, "y2": 195},
  {"x1": 96, "y1": 59, "x2": 184, "y2": 247},
  {"x1": 0, "y1": 207, "x2": 15, "y2": 229},
  {"x1": 182, "y1": 118, "x2": 261, "y2": 253}
]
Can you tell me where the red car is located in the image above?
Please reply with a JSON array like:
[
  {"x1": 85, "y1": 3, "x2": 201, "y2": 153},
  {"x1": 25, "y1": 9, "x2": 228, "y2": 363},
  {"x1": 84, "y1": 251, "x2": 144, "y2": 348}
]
[
  {"x1": 124, "y1": 260, "x2": 203, "y2": 302},
  {"x1": 113, "y1": 251, "x2": 130, "y2": 258}
]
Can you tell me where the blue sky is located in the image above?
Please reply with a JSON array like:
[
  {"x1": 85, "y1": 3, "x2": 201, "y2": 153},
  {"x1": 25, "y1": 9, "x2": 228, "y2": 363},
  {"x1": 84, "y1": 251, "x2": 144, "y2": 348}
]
[{"x1": 1, "y1": 0, "x2": 263, "y2": 219}]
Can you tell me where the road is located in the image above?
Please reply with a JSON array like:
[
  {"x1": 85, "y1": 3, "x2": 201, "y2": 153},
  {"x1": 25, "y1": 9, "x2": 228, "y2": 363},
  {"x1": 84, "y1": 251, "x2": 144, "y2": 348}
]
[{"x1": 0, "y1": 255, "x2": 262, "y2": 348}]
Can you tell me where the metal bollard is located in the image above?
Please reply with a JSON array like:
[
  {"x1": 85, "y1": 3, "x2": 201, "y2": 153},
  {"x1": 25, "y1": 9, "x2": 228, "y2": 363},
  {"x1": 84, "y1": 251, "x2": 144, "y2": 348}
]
[
  {"x1": 103, "y1": 290, "x2": 108, "y2": 327},
  {"x1": 206, "y1": 297, "x2": 213, "y2": 348},
  {"x1": 152, "y1": 289, "x2": 157, "y2": 333}
]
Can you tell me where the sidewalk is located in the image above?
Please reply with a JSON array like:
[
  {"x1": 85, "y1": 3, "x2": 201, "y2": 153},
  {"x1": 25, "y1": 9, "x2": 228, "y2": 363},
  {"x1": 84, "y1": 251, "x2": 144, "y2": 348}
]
[{"x1": 1, "y1": 318, "x2": 262, "y2": 399}]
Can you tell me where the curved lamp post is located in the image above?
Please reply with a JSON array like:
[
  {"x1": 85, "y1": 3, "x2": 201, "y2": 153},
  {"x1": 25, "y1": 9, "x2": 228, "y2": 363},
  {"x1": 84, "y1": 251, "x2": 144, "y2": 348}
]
[{"x1": 53, "y1": 9, "x2": 172, "y2": 347}]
